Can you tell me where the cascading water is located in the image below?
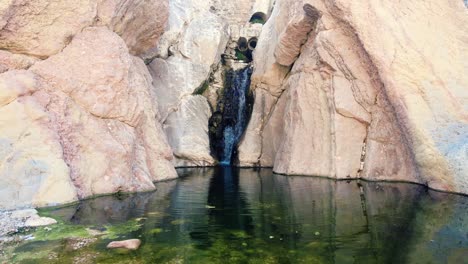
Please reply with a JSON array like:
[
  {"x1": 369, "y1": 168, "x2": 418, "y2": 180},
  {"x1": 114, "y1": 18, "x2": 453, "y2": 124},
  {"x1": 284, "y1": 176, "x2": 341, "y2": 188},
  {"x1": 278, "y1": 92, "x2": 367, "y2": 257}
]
[{"x1": 209, "y1": 66, "x2": 254, "y2": 166}]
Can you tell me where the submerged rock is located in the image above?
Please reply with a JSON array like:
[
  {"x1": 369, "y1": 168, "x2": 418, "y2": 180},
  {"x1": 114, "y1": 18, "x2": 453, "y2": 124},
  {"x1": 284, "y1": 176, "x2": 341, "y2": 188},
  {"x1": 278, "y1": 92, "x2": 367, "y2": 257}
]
[
  {"x1": 24, "y1": 216, "x2": 57, "y2": 227},
  {"x1": 107, "y1": 239, "x2": 141, "y2": 250}
]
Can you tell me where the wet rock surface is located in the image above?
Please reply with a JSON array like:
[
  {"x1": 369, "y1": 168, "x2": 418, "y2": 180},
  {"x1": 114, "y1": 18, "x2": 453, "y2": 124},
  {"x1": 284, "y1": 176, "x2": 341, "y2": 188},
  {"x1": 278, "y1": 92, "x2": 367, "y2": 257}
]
[{"x1": 107, "y1": 239, "x2": 141, "y2": 250}]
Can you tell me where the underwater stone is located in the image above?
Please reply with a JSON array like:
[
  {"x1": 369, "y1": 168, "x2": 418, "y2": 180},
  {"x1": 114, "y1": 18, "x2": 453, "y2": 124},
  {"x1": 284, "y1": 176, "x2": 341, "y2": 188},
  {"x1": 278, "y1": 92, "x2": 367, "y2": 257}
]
[{"x1": 107, "y1": 239, "x2": 142, "y2": 250}]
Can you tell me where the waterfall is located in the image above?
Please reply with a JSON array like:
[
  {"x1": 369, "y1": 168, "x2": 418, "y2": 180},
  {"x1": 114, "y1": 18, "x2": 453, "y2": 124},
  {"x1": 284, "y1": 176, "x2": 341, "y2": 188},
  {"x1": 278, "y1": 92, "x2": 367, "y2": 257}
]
[{"x1": 209, "y1": 66, "x2": 253, "y2": 166}]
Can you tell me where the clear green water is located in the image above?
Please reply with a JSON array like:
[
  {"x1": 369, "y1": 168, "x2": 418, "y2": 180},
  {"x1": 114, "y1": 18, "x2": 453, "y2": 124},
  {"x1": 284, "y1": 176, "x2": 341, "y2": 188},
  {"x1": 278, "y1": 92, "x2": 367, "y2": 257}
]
[{"x1": 2, "y1": 167, "x2": 467, "y2": 263}]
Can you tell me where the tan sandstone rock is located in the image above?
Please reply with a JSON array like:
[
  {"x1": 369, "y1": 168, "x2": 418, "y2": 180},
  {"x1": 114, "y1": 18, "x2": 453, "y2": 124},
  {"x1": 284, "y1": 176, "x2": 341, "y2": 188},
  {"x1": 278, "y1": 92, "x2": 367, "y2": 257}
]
[
  {"x1": 0, "y1": 26, "x2": 177, "y2": 209},
  {"x1": 24, "y1": 215, "x2": 57, "y2": 227},
  {"x1": 107, "y1": 239, "x2": 141, "y2": 250},
  {"x1": 0, "y1": 71, "x2": 78, "y2": 209},
  {"x1": 97, "y1": 0, "x2": 169, "y2": 56},
  {"x1": 0, "y1": 0, "x2": 97, "y2": 58},
  {"x1": 148, "y1": 10, "x2": 229, "y2": 166},
  {"x1": 0, "y1": 50, "x2": 38, "y2": 74},
  {"x1": 164, "y1": 96, "x2": 215, "y2": 167},
  {"x1": 0, "y1": 0, "x2": 169, "y2": 59},
  {"x1": 240, "y1": 0, "x2": 468, "y2": 194},
  {"x1": 30, "y1": 27, "x2": 177, "y2": 198}
]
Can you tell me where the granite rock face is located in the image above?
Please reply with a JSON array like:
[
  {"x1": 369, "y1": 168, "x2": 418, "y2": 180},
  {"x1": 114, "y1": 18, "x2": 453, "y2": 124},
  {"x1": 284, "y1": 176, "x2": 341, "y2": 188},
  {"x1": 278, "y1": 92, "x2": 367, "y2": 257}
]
[
  {"x1": 239, "y1": 0, "x2": 468, "y2": 194},
  {"x1": 0, "y1": 4, "x2": 174, "y2": 209},
  {"x1": 96, "y1": 0, "x2": 169, "y2": 56},
  {"x1": 146, "y1": 0, "x2": 235, "y2": 167},
  {"x1": 30, "y1": 27, "x2": 177, "y2": 198},
  {"x1": 0, "y1": 0, "x2": 467, "y2": 211},
  {"x1": 0, "y1": 0, "x2": 169, "y2": 58}
]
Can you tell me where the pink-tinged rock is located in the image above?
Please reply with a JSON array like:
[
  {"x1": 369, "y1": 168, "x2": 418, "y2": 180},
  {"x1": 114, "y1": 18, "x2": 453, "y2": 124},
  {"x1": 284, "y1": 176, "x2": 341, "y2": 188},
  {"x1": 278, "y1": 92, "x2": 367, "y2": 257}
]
[
  {"x1": 0, "y1": 50, "x2": 38, "y2": 74},
  {"x1": 107, "y1": 239, "x2": 141, "y2": 250},
  {"x1": 240, "y1": 0, "x2": 467, "y2": 194},
  {"x1": 97, "y1": 0, "x2": 169, "y2": 56},
  {"x1": 274, "y1": 4, "x2": 321, "y2": 67},
  {"x1": 0, "y1": 71, "x2": 78, "y2": 209},
  {"x1": 0, "y1": 0, "x2": 97, "y2": 58},
  {"x1": 28, "y1": 27, "x2": 176, "y2": 199}
]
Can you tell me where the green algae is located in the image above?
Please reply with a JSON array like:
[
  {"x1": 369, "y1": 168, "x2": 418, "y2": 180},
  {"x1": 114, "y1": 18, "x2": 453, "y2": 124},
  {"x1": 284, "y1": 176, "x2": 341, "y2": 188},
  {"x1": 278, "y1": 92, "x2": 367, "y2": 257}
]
[{"x1": 2, "y1": 168, "x2": 467, "y2": 264}]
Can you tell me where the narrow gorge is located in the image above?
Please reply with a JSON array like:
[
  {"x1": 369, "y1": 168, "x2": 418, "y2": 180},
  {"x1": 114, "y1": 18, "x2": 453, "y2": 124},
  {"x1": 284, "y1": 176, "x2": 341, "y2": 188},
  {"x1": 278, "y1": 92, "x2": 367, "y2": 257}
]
[{"x1": 0, "y1": 0, "x2": 467, "y2": 262}]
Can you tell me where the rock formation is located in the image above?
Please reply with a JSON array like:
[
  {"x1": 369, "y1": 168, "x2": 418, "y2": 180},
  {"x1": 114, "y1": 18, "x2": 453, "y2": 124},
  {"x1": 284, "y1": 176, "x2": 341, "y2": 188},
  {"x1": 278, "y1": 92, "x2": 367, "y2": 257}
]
[
  {"x1": 145, "y1": 0, "x2": 263, "y2": 167},
  {"x1": 0, "y1": 0, "x2": 467, "y2": 210},
  {"x1": 0, "y1": 0, "x2": 176, "y2": 209},
  {"x1": 238, "y1": 0, "x2": 468, "y2": 194}
]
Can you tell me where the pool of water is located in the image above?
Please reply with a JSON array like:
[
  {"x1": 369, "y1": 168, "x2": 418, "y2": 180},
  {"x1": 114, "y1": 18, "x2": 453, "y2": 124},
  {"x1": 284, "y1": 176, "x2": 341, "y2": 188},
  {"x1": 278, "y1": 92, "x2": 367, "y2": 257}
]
[{"x1": 2, "y1": 167, "x2": 467, "y2": 263}]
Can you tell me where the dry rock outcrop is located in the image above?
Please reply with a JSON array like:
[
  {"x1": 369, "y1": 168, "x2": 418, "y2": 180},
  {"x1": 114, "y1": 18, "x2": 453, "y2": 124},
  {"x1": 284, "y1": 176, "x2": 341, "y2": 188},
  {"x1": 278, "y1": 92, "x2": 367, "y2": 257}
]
[
  {"x1": 239, "y1": 0, "x2": 468, "y2": 194},
  {"x1": 146, "y1": 0, "x2": 234, "y2": 167},
  {"x1": 0, "y1": 0, "x2": 169, "y2": 58},
  {"x1": 0, "y1": 1, "x2": 175, "y2": 209}
]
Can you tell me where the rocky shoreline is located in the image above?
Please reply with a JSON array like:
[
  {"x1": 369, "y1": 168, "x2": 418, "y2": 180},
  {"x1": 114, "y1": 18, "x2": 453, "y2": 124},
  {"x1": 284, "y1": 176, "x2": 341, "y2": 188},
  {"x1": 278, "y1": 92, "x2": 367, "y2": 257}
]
[{"x1": 0, "y1": 209, "x2": 57, "y2": 249}]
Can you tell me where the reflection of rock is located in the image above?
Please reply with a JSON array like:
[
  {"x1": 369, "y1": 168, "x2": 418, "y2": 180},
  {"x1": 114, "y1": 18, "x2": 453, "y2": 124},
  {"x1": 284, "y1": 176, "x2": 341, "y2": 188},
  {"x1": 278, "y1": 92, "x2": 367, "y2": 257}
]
[
  {"x1": 8, "y1": 168, "x2": 464, "y2": 263},
  {"x1": 237, "y1": 168, "x2": 466, "y2": 263},
  {"x1": 65, "y1": 193, "x2": 154, "y2": 226},
  {"x1": 107, "y1": 239, "x2": 141, "y2": 250},
  {"x1": 403, "y1": 192, "x2": 468, "y2": 264}
]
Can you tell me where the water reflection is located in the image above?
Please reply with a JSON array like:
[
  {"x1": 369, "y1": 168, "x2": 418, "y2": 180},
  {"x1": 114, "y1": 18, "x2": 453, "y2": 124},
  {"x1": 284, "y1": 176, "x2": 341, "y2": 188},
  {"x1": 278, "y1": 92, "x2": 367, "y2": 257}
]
[{"x1": 8, "y1": 168, "x2": 468, "y2": 263}]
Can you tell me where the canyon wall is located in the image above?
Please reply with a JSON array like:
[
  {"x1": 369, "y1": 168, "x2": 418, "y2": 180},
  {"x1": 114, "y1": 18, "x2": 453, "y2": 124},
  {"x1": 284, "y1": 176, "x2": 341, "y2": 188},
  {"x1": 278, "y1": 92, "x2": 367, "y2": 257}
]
[
  {"x1": 0, "y1": 0, "x2": 467, "y2": 209},
  {"x1": 239, "y1": 0, "x2": 468, "y2": 194},
  {"x1": 0, "y1": 0, "x2": 177, "y2": 209},
  {"x1": 145, "y1": 0, "x2": 262, "y2": 167}
]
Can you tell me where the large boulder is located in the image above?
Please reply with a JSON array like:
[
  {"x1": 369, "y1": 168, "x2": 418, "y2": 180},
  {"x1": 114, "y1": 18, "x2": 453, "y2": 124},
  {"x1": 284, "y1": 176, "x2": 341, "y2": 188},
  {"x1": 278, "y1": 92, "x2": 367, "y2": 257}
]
[
  {"x1": 0, "y1": 71, "x2": 78, "y2": 209},
  {"x1": 148, "y1": 11, "x2": 229, "y2": 166},
  {"x1": 0, "y1": 27, "x2": 177, "y2": 209},
  {"x1": 164, "y1": 96, "x2": 215, "y2": 167},
  {"x1": 239, "y1": 0, "x2": 468, "y2": 194},
  {"x1": 30, "y1": 27, "x2": 177, "y2": 197}
]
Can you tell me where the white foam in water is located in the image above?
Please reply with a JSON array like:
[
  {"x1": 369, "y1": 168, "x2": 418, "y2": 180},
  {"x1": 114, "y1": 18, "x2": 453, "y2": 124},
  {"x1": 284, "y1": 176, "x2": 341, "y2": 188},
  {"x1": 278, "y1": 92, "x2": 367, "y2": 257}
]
[{"x1": 220, "y1": 67, "x2": 251, "y2": 165}]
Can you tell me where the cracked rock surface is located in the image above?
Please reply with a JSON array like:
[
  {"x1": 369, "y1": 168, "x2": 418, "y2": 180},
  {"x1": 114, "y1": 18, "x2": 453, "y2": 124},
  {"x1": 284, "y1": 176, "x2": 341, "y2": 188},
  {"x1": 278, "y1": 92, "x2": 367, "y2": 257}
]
[{"x1": 238, "y1": 0, "x2": 468, "y2": 194}]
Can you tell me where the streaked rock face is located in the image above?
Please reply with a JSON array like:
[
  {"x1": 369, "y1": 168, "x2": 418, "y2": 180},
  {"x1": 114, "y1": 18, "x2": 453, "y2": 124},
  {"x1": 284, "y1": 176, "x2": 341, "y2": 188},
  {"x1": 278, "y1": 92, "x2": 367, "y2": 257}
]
[
  {"x1": 164, "y1": 95, "x2": 215, "y2": 167},
  {"x1": 0, "y1": 5, "x2": 174, "y2": 208},
  {"x1": 0, "y1": 0, "x2": 169, "y2": 58},
  {"x1": 0, "y1": 70, "x2": 78, "y2": 209},
  {"x1": 30, "y1": 27, "x2": 177, "y2": 197},
  {"x1": 0, "y1": 0, "x2": 97, "y2": 58},
  {"x1": 239, "y1": 0, "x2": 468, "y2": 194},
  {"x1": 0, "y1": 0, "x2": 466, "y2": 211},
  {"x1": 97, "y1": 0, "x2": 169, "y2": 56},
  {"x1": 147, "y1": 1, "x2": 236, "y2": 167}
]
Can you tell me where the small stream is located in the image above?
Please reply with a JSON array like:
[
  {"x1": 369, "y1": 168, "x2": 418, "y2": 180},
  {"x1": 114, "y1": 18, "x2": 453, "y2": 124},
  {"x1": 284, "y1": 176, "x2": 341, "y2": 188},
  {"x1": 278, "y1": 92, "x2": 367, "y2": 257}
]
[{"x1": 2, "y1": 168, "x2": 467, "y2": 263}]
